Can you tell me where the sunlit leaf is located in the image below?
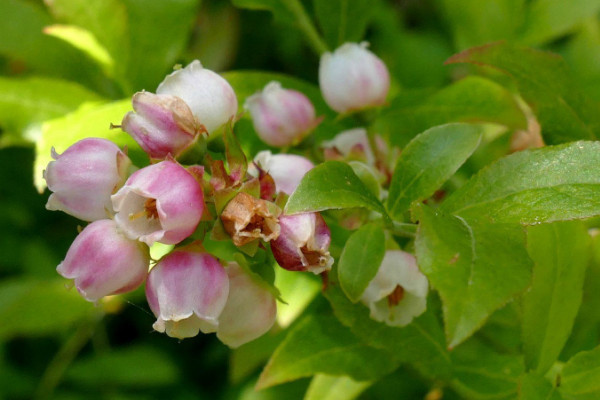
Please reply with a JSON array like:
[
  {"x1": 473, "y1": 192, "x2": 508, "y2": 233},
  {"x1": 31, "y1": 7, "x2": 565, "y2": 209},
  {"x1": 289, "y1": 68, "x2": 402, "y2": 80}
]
[
  {"x1": 441, "y1": 141, "x2": 600, "y2": 224},
  {"x1": 387, "y1": 123, "x2": 482, "y2": 219},
  {"x1": 522, "y1": 221, "x2": 590, "y2": 374},
  {"x1": 414, "y1": 205, "x2": 532, "y2": 348},
  {"x1": 447, "y1": 42, "x2": 600, "y2": 144},
  {"x1": 256, "y1": 314, "x2": 397, "y2": 389}
]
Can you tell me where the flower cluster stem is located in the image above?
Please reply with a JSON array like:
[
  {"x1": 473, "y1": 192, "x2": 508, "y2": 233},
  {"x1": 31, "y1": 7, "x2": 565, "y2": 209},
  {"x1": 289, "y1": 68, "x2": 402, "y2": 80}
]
[
  {"x1": 34, "y1": 314, "x2": 101, "y2": 400},
  {"x1": 285, "y1": 0, "x2": 329, "y2": 55}
]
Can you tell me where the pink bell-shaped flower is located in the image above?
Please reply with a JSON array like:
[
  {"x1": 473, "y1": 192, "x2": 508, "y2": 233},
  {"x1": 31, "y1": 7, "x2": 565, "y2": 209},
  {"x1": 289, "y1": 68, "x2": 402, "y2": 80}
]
[
  {"x1": 111, "y1": 160, "x2": 204, "y2": 246},
  {"x1": 252, "y1": 151, "x2": 314, "y2": 195},
  {"x1": 156, "y1": 60, "x2": 238, "y2": 135},
  {"x1": 319, "y1": 42, "x2": 390, "y2": 113},
  {"x1": 361, "y1": 250, "x2": 428, "y2": 327},
  {"x1": 57, "y1": 219, "x2": 149, "y2": 302},
  {"x1": 245, "y1": 81, "x2": 320, "y2": 147},
  {"x1": 216, "y1": 262, "x2": 277, "y2": 348},
  {"x1": 271, "y1": 212, "x2": 333, "y2": 274},
  {"x1": 145, "y1": 249, "x2": 229, "y2": 339},
  {"x1": 121, "y1": 91, "x2": 204, "y2": 160},
  {"x1": 44, "y1": 138, "x2": 131, "y2": 221}
]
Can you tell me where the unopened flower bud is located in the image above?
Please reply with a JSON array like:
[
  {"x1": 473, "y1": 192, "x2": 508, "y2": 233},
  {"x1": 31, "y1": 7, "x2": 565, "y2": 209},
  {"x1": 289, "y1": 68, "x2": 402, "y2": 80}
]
[
  {"x1": 319, "y1": 42, "x2": 390, "y2": 113},
  {"x1": 245, "y1": 81, "x2": 320, "y2": 147},
  {"x1": 271, "y1": 212, "x2": 333, "y2": 274},
  {"x1": 361, "y1": 250, "x2": 428, "y2": 327},
  {"x1": 112, "y1": 160, "x2": 204, "y2": 246},
  {"x1": 217, "y1": 262, "x2": 277, "y2": 348},
  {"x1": 253, "y1": 151, "x2": 314, "y2": 195},
  {"x1": 57, "y1": 219, "x2": 149, "y2": 302},
  {"x1": 44, "y1": 138, "x2": 131, "y2": 221},
  {"x1": 157, "y1": 60, "x2": 238, "y2": 134},
  {"x1": 122, "y1": 91, "x2": 203, "y2": 160},
  {"x1": 146, "y1": 249, "x2": 229, "y2": 339},
  {"x1": 220, "y1": 192, "x2": 280, "y2": 247},
  {"x1": 322, "y1": 128, "x2": 375, "y2": 165}
]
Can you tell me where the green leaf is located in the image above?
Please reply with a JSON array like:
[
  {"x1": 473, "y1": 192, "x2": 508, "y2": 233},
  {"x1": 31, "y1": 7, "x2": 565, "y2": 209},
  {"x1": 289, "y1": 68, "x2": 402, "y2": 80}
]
[
  {"x1": 560, "y1": 345, "x2": 600, "y2": 399},
  {"x1": 256, "y1": 314, "x2": 397, "y2": 389},
  {"x1": 519, "y1": 372, "x2": 564, "y2": 400},
  {"x1": 374, "y1": 76, "x2": 527, "y2": 147},
  {"x1": 522, "y1": 221, "x2": 590, "y2": 374},
  {"x1": 440, "y1": 141, "x2": 600, "y2": 224},
  {"x1": 285, "y1": 161, "x2": 388, "y2": 219},
  {"x1": 65, "y1": 345, "x2": 179, "y2": 387},
  {"x1": 313, "y1": 0, "x2": 373, "y2": 48},
  {"x1": 338, "y1": 223, "x2": 385, "y2": 302},
  {"x1": 47, "y1": 0, "x2": 130, "y2": 88},
  {"x1": 518, "y1": 0, "x2": 600, "y2": 46},
  {"x1": 450, "y1": 339, "x2": 524, "y2": 400},
  {"x1": 231, "y1": 0, "x2": 295, "y2": 24},
  {"x1": 0, "y1": 76, "x2": 103, "y2": 146},
  {"x1": 561, "y1": 233, "x2": 600, "y2": 360},
  {"x1": 305, "y1": 374, "x2": 372, "y2": 400},
  {"x1": 387, "y1": 123, "x2": 482, "y2": 220},
  {"x1": 275, "y1": 267, "x2": 321, "y2": 328},
  {"x1": 0, "y1": 279, "x2": 94, "y2": 340},
  {"x1": 121, "y1": 0, "x2": 200, "y2": 91},
  {"x1": 44, "y1": 24, "x2": 114, "y2": 76},
  {"x1": 446, "y1": 42, "x2": 600, "y2": 144},
  {"x1": 324, "y1": 281, "x2": 452, "y2": 380},
  {"x1": 230, "y1": 331, "x2": 286, "y2": 384},
  {"x1": 437, "y1": 0, "x2": 525, "y2": 49},
  {"x1": 414, "y1": 205, "x2": 532, "y2": 348},
  {"x1": 0, "y1": 0, "x2": 108, "y2": 91},
  {"x1": 34, "y1": 100, "x2": 146, "y2": 192}
]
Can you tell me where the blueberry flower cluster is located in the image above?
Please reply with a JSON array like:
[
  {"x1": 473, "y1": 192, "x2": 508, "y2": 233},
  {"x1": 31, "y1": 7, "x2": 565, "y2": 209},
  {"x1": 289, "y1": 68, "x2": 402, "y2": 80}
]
[{"x1": 45, "y1": 42, "x2": 429, "y2": 347}]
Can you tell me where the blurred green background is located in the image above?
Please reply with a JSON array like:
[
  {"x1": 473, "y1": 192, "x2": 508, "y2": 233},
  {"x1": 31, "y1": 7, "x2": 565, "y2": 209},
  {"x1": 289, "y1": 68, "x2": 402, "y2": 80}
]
[{"x1": 2, "y1": 0, "x2": 600, "y2": 399}]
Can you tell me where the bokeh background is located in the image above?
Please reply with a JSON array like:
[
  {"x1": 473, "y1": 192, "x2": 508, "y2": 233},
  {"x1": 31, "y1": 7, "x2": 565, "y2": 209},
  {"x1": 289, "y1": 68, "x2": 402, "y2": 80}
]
[{"x1": 2, "y1": 0, "x2": 600, "y2": 399}]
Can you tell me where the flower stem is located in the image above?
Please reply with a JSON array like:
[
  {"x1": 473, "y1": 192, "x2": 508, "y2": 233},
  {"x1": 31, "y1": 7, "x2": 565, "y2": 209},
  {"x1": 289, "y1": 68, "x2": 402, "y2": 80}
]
[
  {"x1": 285, "y1": 0, "x2": 329, "y2": 55},
  {"x1": 34, "y1": 314, "x2": 101, "y2": 400},
  {"x1": 388, "y1": 221, "x2": 417, "y2": 238}
]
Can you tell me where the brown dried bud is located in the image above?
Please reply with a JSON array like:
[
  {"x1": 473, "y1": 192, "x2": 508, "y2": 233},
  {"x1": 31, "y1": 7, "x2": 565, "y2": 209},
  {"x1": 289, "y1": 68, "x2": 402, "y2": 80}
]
[{"x1": 220, "y1": 192, "x2": 280, "y2": 246}]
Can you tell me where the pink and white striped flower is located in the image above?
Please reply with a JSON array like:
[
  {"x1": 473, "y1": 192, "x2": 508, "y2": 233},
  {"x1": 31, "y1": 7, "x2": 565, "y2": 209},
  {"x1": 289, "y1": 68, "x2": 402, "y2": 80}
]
[
  {"x1": 111, "y1": 160, "x2": 204, "y2": 246},
  {"x1": 145, "y1": 249, "x2": 229, "y2": 339},
  {"x1": 252, "y1": 150, "x2": 314, "y2": 195},
  {"x1": 271, "y1": 212, "x2": 333, "y2": 274},
  {"x1": 217, "y1": 262, "x2": 277, "y2": 348},
  {"x1": 361, "y1": 250, "x2": 428, "y2": 327},
  {"x1": 121, "y1": 91, "x2": 203, "y2": 160},
  {"x1": 319, "y1": 42, "x2": 390, "y2": 113},
  {"x1": 57, "y1": 219, "x2": 149, "y2": 302},
  {"x1": 245, "y1": 81, "x2": 320, "y2": 147},
  {"x1": 44, "y1": 138, "x2": 131, "y2": 221},
  {"x1": 157, "y1": 60, "x2": 238, "y2": 135}
]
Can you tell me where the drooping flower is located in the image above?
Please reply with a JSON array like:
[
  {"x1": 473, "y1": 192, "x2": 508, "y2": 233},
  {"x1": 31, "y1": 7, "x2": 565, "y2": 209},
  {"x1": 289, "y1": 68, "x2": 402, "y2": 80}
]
[
  {"x1": 216, "y1": 262, "x2": 277, "y2": 348},
  {"x1": 271, "y1": 212, "x2": 333, "y2": 274},
  {"x1": 156, "y1": 60, "x2": 238, "y2": 135},
  {"x1": 220, "y1": 192, "x2": 280, "y2": 247},
  {"x1": 361, "y1": 250, "x2": 428, "y2": 327},
  {"x1": 57, "y1": 219, "x2": 149, "y2": 302},
  {"x1": 252, "y1": 150, "x2": 314, "y2": 195},
  {"x1": 319, "y1": 42, "x2": 390, "y2": 113},
  {"x1": 112, "y1": 160, "x2": 204, "y2": 246},
  {"x1": 44, "y1": 138, "x2": 131, "y2": 221},
  {"x1": 121, "y1": 91, "x2": 204, "y2": 160},
  {"x1": 146, "y1": 249, "x2": 229, "y2": 339},
  {"x1": 245, "y1": 81, "x2": 320, "y2": 147}
]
